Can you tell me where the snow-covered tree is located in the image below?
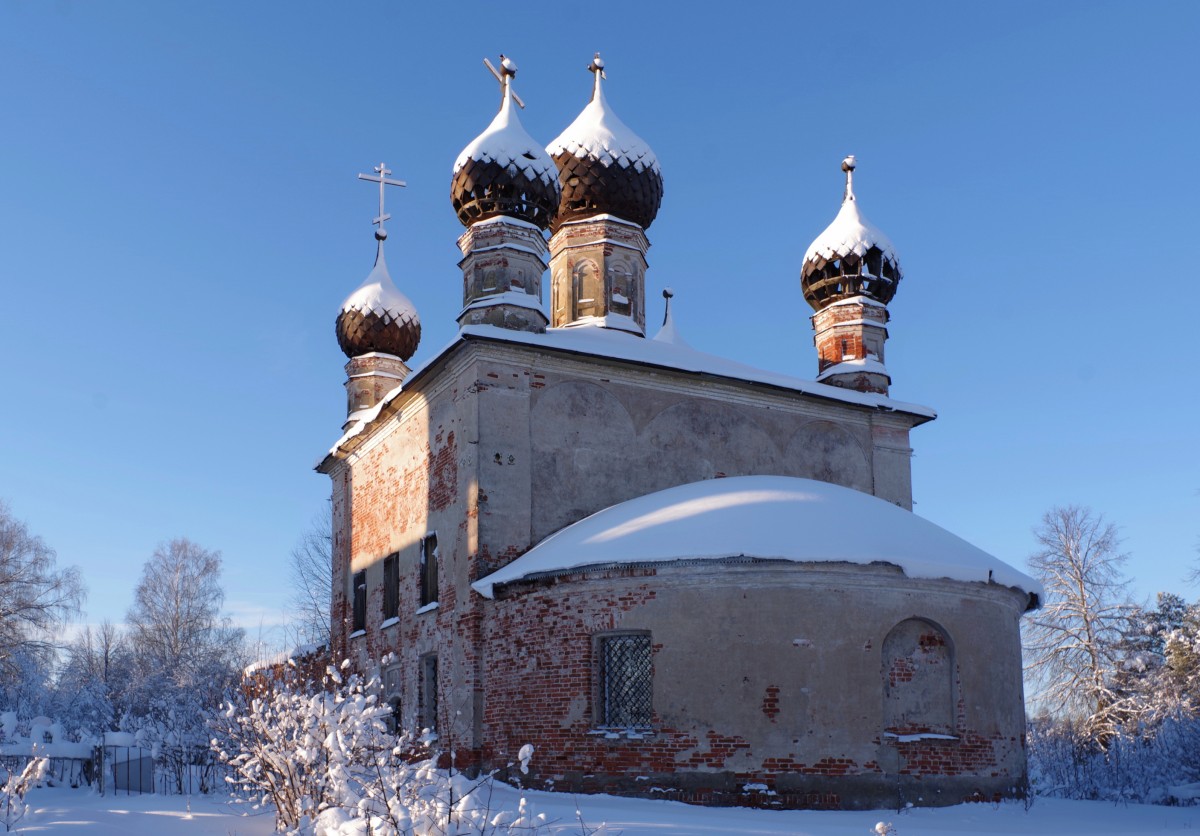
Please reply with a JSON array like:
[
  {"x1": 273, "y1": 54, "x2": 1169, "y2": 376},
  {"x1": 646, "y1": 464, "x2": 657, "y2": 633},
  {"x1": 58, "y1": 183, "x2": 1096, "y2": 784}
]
[
  {"x1": 1024, "y1": 505, "x2": 1135, "y2": 746},
  {"x1": 0, "y1": 501, "x2": 83, "y2": 681},
  {"x1": 125, "y1": 538, "x2": 245, "y2": 789},
  {"x1": 126, "y1": 538, "x2": 244, "y2": 686}
]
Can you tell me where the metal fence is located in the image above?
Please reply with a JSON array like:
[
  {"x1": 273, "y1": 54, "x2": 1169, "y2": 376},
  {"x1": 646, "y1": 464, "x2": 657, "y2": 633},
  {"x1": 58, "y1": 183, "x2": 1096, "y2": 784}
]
[{"x1": 1, "y1": 745, "x2": 233, "y2": 796}]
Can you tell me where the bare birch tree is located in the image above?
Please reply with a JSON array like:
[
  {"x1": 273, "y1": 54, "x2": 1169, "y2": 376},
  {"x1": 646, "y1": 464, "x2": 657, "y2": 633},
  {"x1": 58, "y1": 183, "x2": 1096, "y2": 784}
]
[
  {"x1": 287, "y1": 506, "x2": 332, "y2": 649},
  {"x1": 1024, "y1": 505, "x2": 1134, "y2": 746},
  {"x1": 0, "y1": 501, "x2": 83, "y2": 679}
]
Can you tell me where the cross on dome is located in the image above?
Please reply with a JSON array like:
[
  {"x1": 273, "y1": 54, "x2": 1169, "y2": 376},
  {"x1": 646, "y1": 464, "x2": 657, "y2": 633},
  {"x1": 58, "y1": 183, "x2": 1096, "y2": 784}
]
[
  {"x1": 357, "y1": 162, "x2": 406, "y2": 240},
  {"x1": 841, "y1": 154, "x2": 857, "y2": 202},
  {"x1": 483, "y1": 55, "x2": 526, "y2": 109}
]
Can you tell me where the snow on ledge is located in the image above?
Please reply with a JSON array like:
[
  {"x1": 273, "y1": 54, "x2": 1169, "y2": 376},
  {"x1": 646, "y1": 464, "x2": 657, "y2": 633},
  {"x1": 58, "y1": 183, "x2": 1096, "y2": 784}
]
[
  {"x1": 884, "y1": 732, "x2": 960, "y2": 742},
  {"x1": 471, "y1": 476, "x2": 1042, "y2": 603},
  {"x1": 816, "y1": 357, "x2": 889, "y2": 380}
]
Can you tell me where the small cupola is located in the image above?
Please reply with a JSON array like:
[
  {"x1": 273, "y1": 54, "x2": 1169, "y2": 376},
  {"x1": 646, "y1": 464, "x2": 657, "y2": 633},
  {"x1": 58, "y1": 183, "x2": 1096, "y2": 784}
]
[
  {"x1": 452, "y1": 56, "x2": 557, "y2": 334},
  {"x1": 546, "y1": 54, "x2": 660, "y2": 336},
  {"x1": 547, "y1": 53, "x2": 663, "y2": 232},
  {"x1": 336, "y1": 163, "x2": 421, "y2": 426},
  {"x1": 801, "y1": 156, "x2": 901, "y2": 311},
  {"x1": 802, "y1": 157, "x2": 899, "y2": 395},
  {"x1": 451, "y1": 55, "x2": 561, "y2": 230}
]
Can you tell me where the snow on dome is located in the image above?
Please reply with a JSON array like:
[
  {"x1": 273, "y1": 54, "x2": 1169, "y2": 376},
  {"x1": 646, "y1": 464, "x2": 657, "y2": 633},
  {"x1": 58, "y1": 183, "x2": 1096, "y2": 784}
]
[
  {"x1": 801, "y1": 159, "x2": 902, "y2": 310},
  {"x1": 803, "y1": 194, "x2": 898, "y2": 267},
  {"x1": 335, "y1": 239, "x2": 421, "y2": 360},
  {"x1": 453, "y1": 94, "x2": 559, "y2": 188},
  {"x1": 547, "y1": 73, "x2": 660, "y2": 176},
  {"x1": 547, "y1": 58, "x2": 663, "y2": 231},
  {"x1": 472, "y1": 475, "x2": 1041, "y2": 603},
  {"x1": 451, "y1": 87, "x2": 561, "y2": 229}
]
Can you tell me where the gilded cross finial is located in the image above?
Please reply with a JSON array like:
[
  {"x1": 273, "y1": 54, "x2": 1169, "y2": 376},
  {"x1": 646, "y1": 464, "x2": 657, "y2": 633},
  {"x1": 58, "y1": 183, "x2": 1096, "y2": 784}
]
[
  {"x1": 483, "y1": 55, "x2": 526, "y2": 109},
  {"x1": 357, "y1": 162, "x2": 407, "y2": 240}
]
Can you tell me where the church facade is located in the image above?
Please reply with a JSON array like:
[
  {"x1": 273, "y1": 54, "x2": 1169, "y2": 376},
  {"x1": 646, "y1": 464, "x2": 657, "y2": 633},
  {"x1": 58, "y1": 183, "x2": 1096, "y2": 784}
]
[{"x1": 316, "y1": 55, "x2": 1040, "y2": 809}]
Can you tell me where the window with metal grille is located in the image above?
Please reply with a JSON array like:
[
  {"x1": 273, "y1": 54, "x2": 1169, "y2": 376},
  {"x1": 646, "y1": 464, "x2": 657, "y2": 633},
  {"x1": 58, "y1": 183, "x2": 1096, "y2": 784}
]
[
  {"x1": 420, "y1": 654, "x2": 438, "y2": 732},
  {"x1": 351, "y1": 570, "x2": 367, "y2": 632},
  {"x1": 420, "y1": 533, "x2": 438, "y2": 607},
  {"x1": 382, "y1": 553, "x2": 399, "y2": 620},
  {"x1": 597, "y1": 633, "x2": 652, "y2": 727}
]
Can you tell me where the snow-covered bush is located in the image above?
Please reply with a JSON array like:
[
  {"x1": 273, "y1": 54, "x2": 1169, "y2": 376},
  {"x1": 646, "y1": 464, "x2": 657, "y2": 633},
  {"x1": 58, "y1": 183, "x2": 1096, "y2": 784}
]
[
  {"x1": 2, "y1": 755, "x2": 48, "y2": 832},
  {"x1": 214, "y1": 657, "x2": 604, "y2": 835},
  {"x1": 1028, "y1": 710, "x2": 1200, "y2": 804}
]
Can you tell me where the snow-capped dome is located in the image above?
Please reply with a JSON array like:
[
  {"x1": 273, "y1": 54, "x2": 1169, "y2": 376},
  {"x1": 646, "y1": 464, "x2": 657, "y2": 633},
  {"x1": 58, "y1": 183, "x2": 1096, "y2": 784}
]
[
  {"x1": 335, "y1": 234, "x2": 421, "y2": 360},
  {"x1": 472, "y1": 475, "x2": 1041, "y2": 603},
  {"x1": 451, "y1": 69, "x2": 561, "y2": 230},
  {"x1": 801, "y1": 156, "x2": 901, "y2": 311},
  {"x1": 547, "y1": 55, "x2": 663, "y2": 232}
]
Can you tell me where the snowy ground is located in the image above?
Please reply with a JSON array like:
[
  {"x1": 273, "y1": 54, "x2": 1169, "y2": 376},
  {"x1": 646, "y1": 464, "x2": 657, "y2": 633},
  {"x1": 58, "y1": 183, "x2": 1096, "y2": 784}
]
[{"x1": 16, "y1": 785, "x2": 1200, "y2": 835}]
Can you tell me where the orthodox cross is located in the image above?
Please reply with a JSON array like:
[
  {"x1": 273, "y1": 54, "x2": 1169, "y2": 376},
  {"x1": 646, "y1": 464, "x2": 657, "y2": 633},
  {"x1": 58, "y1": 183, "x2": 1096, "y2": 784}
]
[
  {"x1": 483, "y1": 54, "x2": 526, "y2": 109},
  {"x1": 357, "y1": 162, "x2": 406, "y2": 236}
]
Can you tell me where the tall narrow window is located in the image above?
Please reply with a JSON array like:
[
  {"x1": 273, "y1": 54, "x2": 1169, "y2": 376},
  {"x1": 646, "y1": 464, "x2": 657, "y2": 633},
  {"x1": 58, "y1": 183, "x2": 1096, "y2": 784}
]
[
  {"x1": 420, "y1": 533, "x2": 439, "y2": 607},
  {"x1": 351, "y1": 570, "x2": 366, "y2": 632},
  {"x1": 597, "y1": 633, "x2": 653, "y2": 727},
  {"x1": 383, "y1": 663, "x2": 403, "y2": 734},
  {"x1": 420, "y1": 654, "x2": 439, "y2": 732},
  {"x1": 382, "y1": 553, "x2": 399, "y2": 620}
]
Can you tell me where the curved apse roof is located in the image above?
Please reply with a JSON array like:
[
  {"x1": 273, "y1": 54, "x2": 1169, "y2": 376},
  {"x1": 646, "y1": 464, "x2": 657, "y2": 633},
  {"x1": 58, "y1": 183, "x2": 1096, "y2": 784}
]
[{"x1": 472, "y1": 476, "x2": 1042, "y2": 606}]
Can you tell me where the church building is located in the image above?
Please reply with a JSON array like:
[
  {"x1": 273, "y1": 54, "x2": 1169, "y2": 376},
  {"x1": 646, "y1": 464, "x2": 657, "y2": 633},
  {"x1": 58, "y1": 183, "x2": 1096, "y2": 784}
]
[{"x1": 315, "y1": 54, "x2": 1041, "y2": 810}]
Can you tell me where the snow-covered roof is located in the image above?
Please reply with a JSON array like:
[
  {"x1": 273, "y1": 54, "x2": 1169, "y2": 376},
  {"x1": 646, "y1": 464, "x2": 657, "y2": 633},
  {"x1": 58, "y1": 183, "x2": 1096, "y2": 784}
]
[
  {"x1": 471, "y1": 476, "x2": 1042, "y2": 604},
  {"x1": 318, "y1": 325, "x2": 936, "y2": 467},
  {"x1": 803, "y1": 187, "x2": 898, "y2": 267},
  {"x1": 547, "y1": 72, "x2": 660, "y2": 175},
  {"x1": 453, "y1": 90, "x2": 558, "y2": 189},
  {"x1": 340, "y1": 240, "x2": 418, "y2": 322}
]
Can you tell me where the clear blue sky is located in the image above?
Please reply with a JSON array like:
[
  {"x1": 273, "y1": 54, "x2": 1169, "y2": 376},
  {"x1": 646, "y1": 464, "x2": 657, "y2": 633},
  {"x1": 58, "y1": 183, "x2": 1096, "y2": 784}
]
[{"x1": 2, "y1": 1, "x2": 1196, "y2": 642}]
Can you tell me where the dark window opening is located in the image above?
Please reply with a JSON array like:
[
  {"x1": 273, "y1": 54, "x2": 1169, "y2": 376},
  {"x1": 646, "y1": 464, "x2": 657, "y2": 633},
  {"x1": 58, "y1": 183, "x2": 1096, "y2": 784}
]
[
  {"x1": 598, "y1": 633, "x2": 652, "y2": 727},
  {"x1": 420, "y1": 654, "x2": 439, "y2": 732},
  {"x1": 382, "y1": 553, "x2": 399, "y2": 620},
  {"x1": 351, "y1": 570, "x2": 366, "y2": 632},
  {"x1": 420, "y1": 533, "x2": 439, "y2": 607}
]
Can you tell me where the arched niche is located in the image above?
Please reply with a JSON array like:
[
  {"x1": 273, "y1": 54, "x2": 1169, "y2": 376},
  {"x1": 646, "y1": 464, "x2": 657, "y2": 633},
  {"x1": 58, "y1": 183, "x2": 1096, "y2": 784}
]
[{"x1": 882, "y1": 617, "x2": 955, "y2": 735}]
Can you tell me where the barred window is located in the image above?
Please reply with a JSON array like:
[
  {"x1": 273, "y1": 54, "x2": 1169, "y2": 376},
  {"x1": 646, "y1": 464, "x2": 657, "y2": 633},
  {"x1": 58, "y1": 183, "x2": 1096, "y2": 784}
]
[
  {"x1": 382, "y1": 553, "x2": 399, "y2": 620},
  {"x1": 420, "y1": 533, "x2": 438, "y2": 607},
  {"x1": 597, "y1": 633, "x2": 652, "y2": 727},
  {"x1": 351, "y1": 570, "x2": 366, "y2": 632}
]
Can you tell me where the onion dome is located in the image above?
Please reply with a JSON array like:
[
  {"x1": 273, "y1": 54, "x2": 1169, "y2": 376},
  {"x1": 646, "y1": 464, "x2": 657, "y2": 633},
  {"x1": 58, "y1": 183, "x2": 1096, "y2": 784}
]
[
  {"x1": 335, "y1": 230, "x2": 421, "y2": 360},
  {"x1": 801, "y1": 156, "x2": 901, "y2": 311},
  {"x1": 451, "y1": 57, "x2": 561, "y2": 229},
  {"x1": 547, "y1": 54, "x2": 663, "y2": 232}
]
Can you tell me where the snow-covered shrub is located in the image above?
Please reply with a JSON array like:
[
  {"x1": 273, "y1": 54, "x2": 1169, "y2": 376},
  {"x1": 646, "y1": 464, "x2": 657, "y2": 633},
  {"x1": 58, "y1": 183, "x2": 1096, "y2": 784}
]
[
  {"x1": 214, "y1": 657, "x2": 603, "y2": 835},
  {"x1": 1028, "y1": 710, "x2": 1200, "y2": 804},
  {"x1": 1, "y1": 755, "x2": 48, "y2": 832}
]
